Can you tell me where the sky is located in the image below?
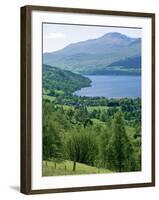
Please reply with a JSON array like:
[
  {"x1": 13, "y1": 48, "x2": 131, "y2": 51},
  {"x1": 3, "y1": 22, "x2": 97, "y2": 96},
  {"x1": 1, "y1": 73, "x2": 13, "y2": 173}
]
[{"x1": 43, "y1": 23, "x2": 142, "y2": 53}]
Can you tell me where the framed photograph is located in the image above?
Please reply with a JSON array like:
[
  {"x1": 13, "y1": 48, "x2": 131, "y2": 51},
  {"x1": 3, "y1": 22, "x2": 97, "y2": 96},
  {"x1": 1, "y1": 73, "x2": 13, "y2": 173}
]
[{"x1": 21, "y1": 5, "x2": 155, "y2": 194}]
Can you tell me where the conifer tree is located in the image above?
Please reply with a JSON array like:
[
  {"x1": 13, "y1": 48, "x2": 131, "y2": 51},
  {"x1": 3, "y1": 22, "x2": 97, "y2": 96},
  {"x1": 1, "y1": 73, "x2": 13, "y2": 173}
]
[{"x1": 107, "y1": 112, "x2": 134, "y2": 172}]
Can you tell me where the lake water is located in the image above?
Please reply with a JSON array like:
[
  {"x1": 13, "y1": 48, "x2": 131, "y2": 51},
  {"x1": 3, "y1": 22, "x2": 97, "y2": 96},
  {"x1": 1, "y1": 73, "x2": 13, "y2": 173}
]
[{"x1": 74, "y1": 75, "x2": 141, "y2": 98}]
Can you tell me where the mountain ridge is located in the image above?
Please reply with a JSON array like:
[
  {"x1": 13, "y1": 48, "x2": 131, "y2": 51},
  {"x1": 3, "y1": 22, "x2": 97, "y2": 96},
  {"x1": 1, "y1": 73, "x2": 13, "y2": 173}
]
[{"x1": 43, "y1": 32, "x2": 141, "y2": 75}]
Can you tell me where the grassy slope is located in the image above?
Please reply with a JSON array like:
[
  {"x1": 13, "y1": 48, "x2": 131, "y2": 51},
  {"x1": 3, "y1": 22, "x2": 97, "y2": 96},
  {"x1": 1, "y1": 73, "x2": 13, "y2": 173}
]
[
  {"x1": 43, "y1": 160, "x2": 112, "y2": 176},
  {"x1": 87, "y1": 106, "x2": 109, "y2": 112},
  {"x1": 43, "y1": 94, "x2": 56, "y2": 101}
]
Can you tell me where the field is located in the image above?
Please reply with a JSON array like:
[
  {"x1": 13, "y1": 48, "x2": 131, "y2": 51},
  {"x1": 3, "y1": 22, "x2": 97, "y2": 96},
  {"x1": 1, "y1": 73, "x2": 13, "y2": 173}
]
[
  {"x1": 43, "y1": 160, "x2": 112, "y2": 176},
  {"x1": 44, "y1": 102, "x2": 109, "y2": 112},
  {"x1": 43, "y1": 94, "x2": 55, "y2": 101}
]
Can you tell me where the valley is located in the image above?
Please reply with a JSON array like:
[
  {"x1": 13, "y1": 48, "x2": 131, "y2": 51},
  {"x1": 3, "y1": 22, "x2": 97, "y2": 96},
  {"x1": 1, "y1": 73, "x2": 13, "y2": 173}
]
[{"x1": 42, "y1": 63, "x2": 141, "y2": 176}]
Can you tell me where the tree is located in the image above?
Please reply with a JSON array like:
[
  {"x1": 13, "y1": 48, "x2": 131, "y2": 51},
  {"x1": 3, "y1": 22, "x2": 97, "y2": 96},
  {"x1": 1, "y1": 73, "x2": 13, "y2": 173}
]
[
  {"x1": 107, "y1": 112, "x2": 134, "y2": 172},
  {"x1": 74, "y1": 106, "x2": 89, "y2": 126},
  {"x1": 65, "y1": 129, "x2": 80, "y2": 171},
  {"x1": 43, "y1": 121, "x2": 63, "y2": 161},
  {"x1": 65, "y1": 128, "x2": 97, "y2": 171},
  {"x1": 78, "y1": 127, "x2": 98, "y2": 166},
  {"x1": 43, "y1": 101, "x2": 64, "y2": 162},
  {"x1": 133, "y1": 125, "x2": 141, "y2": 171},
  {"x1": 100, "y1": 111, "x2": 108, "y2": 122},
  {"x1": 99, "y1": 127, "x2": 111, "y2": 168},
  {"x1": 107, "y1": 107, "x2": 118, "y2": 117}
]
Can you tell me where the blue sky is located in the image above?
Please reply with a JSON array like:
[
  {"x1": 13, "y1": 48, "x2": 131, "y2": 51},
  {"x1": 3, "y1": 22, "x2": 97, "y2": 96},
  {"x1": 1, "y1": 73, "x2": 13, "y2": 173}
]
[{"x1": 43, "y1": 23, "x2": 142, "y2": 53}]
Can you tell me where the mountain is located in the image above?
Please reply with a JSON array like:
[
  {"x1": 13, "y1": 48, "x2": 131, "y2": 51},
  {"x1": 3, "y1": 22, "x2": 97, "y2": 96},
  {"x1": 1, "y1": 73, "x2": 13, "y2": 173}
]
[
  {"x1": 89, "y1": 55, "x2": 141, "y2": 75},
  {"x1": 107, "y1": 55, "x2": 141, "y2": 68},
  {"x1": 43, "y1": 32, "x2": 141, "y2": 75},
  {"x1": 43, "y1": 64, "x2": 91, "y2": 94}
]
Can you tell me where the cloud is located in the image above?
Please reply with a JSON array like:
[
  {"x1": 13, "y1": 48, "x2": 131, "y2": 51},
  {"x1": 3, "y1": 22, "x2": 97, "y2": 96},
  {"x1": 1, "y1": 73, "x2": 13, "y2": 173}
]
[{"x1": 44, "y1": 32, "x2": 66, "y2": 39}]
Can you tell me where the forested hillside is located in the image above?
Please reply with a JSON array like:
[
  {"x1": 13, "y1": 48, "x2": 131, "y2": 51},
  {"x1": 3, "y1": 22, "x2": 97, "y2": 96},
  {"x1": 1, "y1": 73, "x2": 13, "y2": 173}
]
[{"x1": 43, "y1": 64, "x2": 91, "y2": 95}]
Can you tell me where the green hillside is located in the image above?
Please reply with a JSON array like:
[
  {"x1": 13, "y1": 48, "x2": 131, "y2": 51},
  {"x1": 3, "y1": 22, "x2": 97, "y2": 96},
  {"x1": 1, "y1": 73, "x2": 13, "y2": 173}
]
[
  {"x1": 43, "y1": 160, "x2": 112, "y2": 176},
  {"x1": 43, "y1": 64, "x2": 91, "y2": 95}
]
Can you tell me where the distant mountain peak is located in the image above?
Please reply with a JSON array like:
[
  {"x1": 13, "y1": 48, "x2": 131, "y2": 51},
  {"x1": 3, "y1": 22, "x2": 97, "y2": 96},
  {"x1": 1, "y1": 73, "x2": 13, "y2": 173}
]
[
  {"x1": 43, "y1": 31, "x2": 141, "y2": 75},
  {"x1": 97, "y1": 32, "x2": 136, "y2": 47},
  {"x1": 102, "y1": 32, "x2": 130, "y2": 39},
  {"x1": 105, "y1": 32, "x2": 126, "y2": 36}
]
